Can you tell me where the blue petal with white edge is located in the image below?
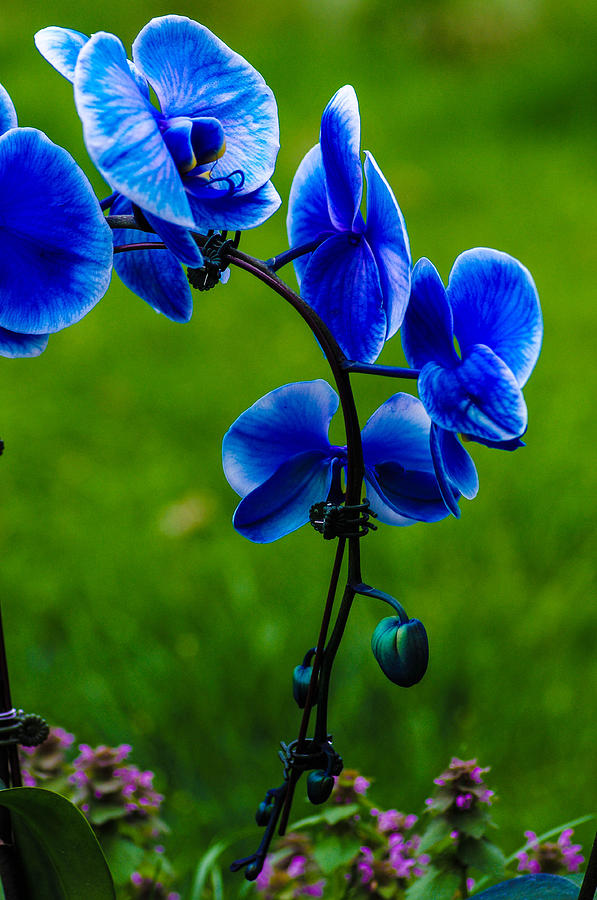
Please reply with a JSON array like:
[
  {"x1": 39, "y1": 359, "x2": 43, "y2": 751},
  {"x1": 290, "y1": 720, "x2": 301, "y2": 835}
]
[
  {"x1": 0, "y1": 83, "x2": 17, "y2": 136},
  {"x1": 0, "y1": 328, "x2": 49, "y2": 358},
  {"x1": 287, "y1": 143, "x2": 334, "y2": 284},
  {"x1": 74, "y1": 32, "x2": 194, "y2": 228},
  {"x1": 34, "y1": 26, "x2": 88, "y2": 82},
  {"x1": 143, "y1": 210, "x2": 203, "y2": 267},
  {"x1": 419, "y1": 344, "x2": 527, "y2": 442},
  {"x1": 185, "y1": 178, "x2": 281, "y2": 232},
  {"x1": 233, "y1": 451, "x2": 334, "y2": 543},
  {"x1": 430, "y1": 423, "x2": 461, "y2": 518},
  {"x1": 0, "y1": 128, "x2": 112, "y2": 334},
  {"x1": 364, "y1": 151, "x2": 411, "y2": 339},
  {"x1": 448, "y1": 248, "x2": 542, "y2": 387},
  {"x1": 35, "y1": 26, "x2": 150, "y2": 99},
  {"x1": 402, "y1": 258, "x2": 459, "y2": 370},
  {"x1": 111, "y1": 195, "x2": 192, "y2": 323},
  {"x1": 301, "y1": 232, "x2": 385, "y2": 363},
  {"x1": 132, "y1": 16, "x2": 279, "y2": 195},
  {"x1": 433, "y1": 427, "x2": 478, "y2": 499},
  {"x1": 319, "y1": 86, "x2": 362, "y2": 232},
  {"x1": 223, "y1": 380, "x2": 338, "y2": 497}
]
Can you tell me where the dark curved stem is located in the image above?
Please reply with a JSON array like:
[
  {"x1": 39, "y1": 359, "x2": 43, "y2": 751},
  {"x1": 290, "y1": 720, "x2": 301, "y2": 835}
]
[
  {"x1": 109, "y1": 219, "x2": 368, "y2": 833},
  {"x1": 343, "y1": 360, "x2": 421, "y2": 380},
  {"x1": 278, "y1": 538, "x2": 346, "y2": 835},
  {"x1": 265, "y1": 236, "x2": 329, "y2": 272},
  {"x1": 113, "y1": 242, "x2": 167, "y2": 254},
  {"x1": 578, "y1": 829, "x2": 597, "y2": 900}
]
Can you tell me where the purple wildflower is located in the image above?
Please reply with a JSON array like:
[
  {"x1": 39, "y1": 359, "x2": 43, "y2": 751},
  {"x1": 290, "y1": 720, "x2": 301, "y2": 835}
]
[{"x1": 517, "y1": 828, "x2": 584, "y2": 875}]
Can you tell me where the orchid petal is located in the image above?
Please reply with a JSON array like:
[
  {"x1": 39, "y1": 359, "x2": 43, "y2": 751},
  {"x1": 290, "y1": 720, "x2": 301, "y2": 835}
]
[
  {"x1": 402, "y1": 257, "x2": 459, "y2": 370},
  {"x1": 301, "y1": 233, "x2": 385, "y2": 363},
  {"x1": 430, "y1": 423, "x2": 461, "y2": 518},
  {"x1": 232, "y1": 452, "x2": 334, "y2": 543},
  {"x1": 361, "y1": 392, "x2": 435, "y2": 472},
  {"x1": 0, "y1": 83, "x2": 17, "y2": 136},
  {"x1": 222, "y1": 380, "x2": 338, "y2": 497},
  {"x1": 34, "y1": 26, "x2": 88, "y2": 83},
  {"x1": 0, "y1": 128, "x2": 112, "y2": 334},
  {"x1": 365, "y1": 465, "x2": 450, "y2": 524},
  {"x1": 419, "y1": 344, "x2": 527, "y2": 442},
  {"x1": 74, "y1": 32, "x2": 194, "y2": 228},
  {"x1": 363, "y1": 151, "x2": 411, "y2": 338},
  {"x1": 185, "y1": 178, "x2": 280, "y2": 232},
  {"x1": 448, "y1": 248, "x2": 543, "y2": 387},
  {"x1": 143, "y1": 210, "x2": 203, "y2": 267},
  {"x1": 132, "y1": 15, "x2": 279, "y2": 194},
  {"x1": 0, "y1": 327, "x2": 49, "y2": 358},
  {"x1": 320, "y1": 85, "x2": 363, "y2": 231},
  {"x1": 287, "y1": 143, "x2": 334, "y2": 284},
  {"x1": 363, "y1": 471, "x2": 416, "y2": 526},
  {"x1": 111, "y1": 195, "x2": 192, "y2": 322},
  {"x1": 433, "y1": 428, "x2": 478, "y2": 499}
]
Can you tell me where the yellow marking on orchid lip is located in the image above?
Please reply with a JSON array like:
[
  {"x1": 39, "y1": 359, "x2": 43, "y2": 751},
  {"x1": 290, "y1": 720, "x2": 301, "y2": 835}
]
[
  {"x1": 179, "y1": 153, "x2": 198, "y2": 175},
  {"x1": 195, "y1": 140, "x2": 226, "y2": 167}
]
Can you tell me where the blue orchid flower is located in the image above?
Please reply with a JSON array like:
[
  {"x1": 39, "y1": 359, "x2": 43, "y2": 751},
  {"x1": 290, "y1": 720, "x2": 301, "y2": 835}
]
[
  {"x1": 401, "y1": 248, "x2": 543, "y2": 516},
  {"x1": 222, "y1": 380, "x2": 450, "y2": 543},
  {"x1": 35, "y1": 16, "x2": 281, "y2": 317},
  {"x1": 286, "y1": 86, "x2": 411, "y2": 364},
  {"x1": 0, "y1": 83, "x2": 112, "y2": 357}
]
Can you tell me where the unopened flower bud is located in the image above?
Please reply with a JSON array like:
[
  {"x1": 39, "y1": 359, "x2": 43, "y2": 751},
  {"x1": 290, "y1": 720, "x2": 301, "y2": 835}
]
[
  {"x1": 292, "y1": 649, "x2": 318, "y2": 708},
  {"x1": 307, "y1": 770, "x2": 334, "y2": 805},
  {"x1": 371, "y1": 617, "x2": 429, "y2": 687}
]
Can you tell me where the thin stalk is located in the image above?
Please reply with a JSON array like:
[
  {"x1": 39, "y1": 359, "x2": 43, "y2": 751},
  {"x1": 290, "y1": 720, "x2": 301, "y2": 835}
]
[
  {"x1": 578, "y1": 829, "x2": 597, "y2": 900},
  {"x1": 343, "y1": 360, "x2": 420, "y2": 380},
  {"x1": 278, "y1": 538, "x2": 346, "y2": 836},
  {"x1": 265, "y1": 237, "x2": 329, "y2": 272},
  {"x1": 113, "y1": 242, "x2": 167, "y2": 254},
  {"x1": 0, "y1": 606, "x2": 24, "y2": 899}
]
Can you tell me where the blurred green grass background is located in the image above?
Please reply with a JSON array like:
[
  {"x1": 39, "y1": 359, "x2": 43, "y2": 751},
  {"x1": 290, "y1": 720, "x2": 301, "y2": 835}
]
[{"x1": 1, "y1": 0, "x2": 596, "y2": 889}]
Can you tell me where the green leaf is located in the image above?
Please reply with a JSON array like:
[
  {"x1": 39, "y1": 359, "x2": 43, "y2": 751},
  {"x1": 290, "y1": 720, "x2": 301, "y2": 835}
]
[
  {"x1": 0, "y1": 787, "x2": 115, "y2": 899},
  {"x1": 460, "y1": 838, "x2": 506, "y2": 876},
  {"x1": 456, "y1": 807, "x2": 491, "y2": 839},
  {"x1": 189, "y1": 841, "x2": 231, "y2": 900},
  {"x1": 291, "y1": 803, "x2": 359, "y2": 829},
  {"x1": 100, "y1": 836, "x2": 145, "y2": 886},
  {"x1": 406, "y1": 868, "x2": 461, "y2": 900},
  {"x1": 312, "y1": 835, "x2": 361, "y2": 874},
  {"x1": 473, "y1": 874, "x2": 579, "y2": 898},
  {"x1": 419, "y1": 816, "x2": 453, "y2": 851}
]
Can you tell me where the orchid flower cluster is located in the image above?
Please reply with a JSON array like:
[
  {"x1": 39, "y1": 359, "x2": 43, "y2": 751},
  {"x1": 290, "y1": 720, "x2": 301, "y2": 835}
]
[{"x1": 0, "y1": 11, "x2": 571, "y2": 899}]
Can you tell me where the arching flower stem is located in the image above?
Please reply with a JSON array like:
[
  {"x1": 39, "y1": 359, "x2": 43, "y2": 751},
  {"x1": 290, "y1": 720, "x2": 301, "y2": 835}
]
[
  {"x1": 265, "y1": 237, "x2": 330, "y2": 272},
  {"x1": 108, "y1": 216, "x2": 424, "y2": 843},
  {"x1": 278, "y1": 537, "x2": 345, "y2": 836},
  {"x1": 343, "y1": 360, "x2": 421, "y2": 380},
  {"x1": 113, "y1": 242, "x2": 167, "y2": 254}
]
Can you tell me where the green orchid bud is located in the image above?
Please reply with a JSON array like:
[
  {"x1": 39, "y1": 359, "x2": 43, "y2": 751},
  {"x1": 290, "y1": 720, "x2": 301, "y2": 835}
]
[
  {"x1": 306, "y1": 769, "x2": 335, "y2": 805},
  {"x1": 255, "y1": 798, "x2": 275, "y2": 826},
  {"x1": 292, "y1": 648, "x2": 318, "y2": 708},
  {"x1": 371, "y1": 616, "x2": 429, "y2": 687}
]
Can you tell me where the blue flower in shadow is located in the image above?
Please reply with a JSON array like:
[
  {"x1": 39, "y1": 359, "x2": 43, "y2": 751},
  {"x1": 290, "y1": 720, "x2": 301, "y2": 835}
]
[{"x1": 222, "y1": 380, "x2": 451, "y2": 543}]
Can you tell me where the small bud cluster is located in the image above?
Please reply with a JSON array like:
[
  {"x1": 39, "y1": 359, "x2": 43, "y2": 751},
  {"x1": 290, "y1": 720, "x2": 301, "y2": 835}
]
[
  {"x1": 426, "y1": 756, "x2": 495, "y2": 814},
  {"x1": 20, "y1": 726, "x2": 178, "y2": 899}
]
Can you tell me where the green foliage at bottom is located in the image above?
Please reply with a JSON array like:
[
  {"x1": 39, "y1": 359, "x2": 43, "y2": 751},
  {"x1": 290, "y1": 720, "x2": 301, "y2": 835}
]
[{"x1": 0, "y1": 787, "x2": 115, "y2": 900}]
